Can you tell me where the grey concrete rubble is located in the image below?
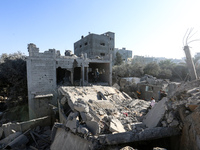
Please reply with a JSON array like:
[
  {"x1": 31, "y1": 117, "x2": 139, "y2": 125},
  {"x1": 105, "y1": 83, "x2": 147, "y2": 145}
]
[
  {"x1": 0, "y1": 116, "x2": 51, "y2": 138},
  {"x1": 143, "y1": 97, "x2": 168, "y2": 128},
  {"x1": 50, "y1": 85, "x2": 182, "y2": 149},
  {"x1": 58, "y1": 86, "x2": 151, "y2": 136},
  {"x1": 0, "y1": 125, "x2": 52, "y2": 149}
]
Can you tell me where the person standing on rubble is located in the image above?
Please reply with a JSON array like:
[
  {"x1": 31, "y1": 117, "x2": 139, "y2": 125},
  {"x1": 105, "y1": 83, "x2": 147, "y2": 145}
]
[
  {"x1": 150, "y1": 97, "x2": 156, "y2": 108},
  {"x1": 94, "y1": 68, "x2": 99, "y2": 82},
  {"x1": 147, "y1": 97, "x2": 156, "y2": 112}
]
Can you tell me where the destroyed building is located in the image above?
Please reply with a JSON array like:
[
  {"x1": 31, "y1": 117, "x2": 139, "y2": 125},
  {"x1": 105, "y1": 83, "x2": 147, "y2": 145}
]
[
  {"x1": 6, "y1": 31, "x2": 197, "y2": 149},
  {"x1": 26, "y1": 32, "x2": 113, "y2": 119},
  {"x1": 74, "y1": 32, "x2": 114, "y2": 59}
]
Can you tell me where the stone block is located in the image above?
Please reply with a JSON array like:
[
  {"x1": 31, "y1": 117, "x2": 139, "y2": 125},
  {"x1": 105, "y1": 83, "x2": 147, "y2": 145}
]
[
  {"x1": 74, "y1": 100, "x2": 89, "y2": 113},
  {"x1": 66, "y1": 112, "x2": 79, "y2": 133},
  {"x1": 86, "y1": 121, "x2": 100, "y2": 135},
  {"x1": 109, "y1": 118, "x2": 125, "y2": 133},
  {"x1": 77, "y1": 125, "x2": 89, "y2": 134},
  {"x1": 143, "y1": 97, "x2": 167, "y2": 128},
  {"x1": 80, "y1": 112, "x2": 93, "y2": 121}
]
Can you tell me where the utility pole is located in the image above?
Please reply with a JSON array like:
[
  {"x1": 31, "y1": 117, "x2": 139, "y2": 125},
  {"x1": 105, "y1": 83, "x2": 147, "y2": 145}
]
[
  {"x1": 183, "y1": 45, "x2": 197, "y2": 80},
  {"x1": 183, "y1": 28, "x2": 200, "y2": 81}
]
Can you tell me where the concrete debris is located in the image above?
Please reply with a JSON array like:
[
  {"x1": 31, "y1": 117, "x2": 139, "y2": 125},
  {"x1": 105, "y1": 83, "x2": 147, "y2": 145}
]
[
  {"x1": 66, "y1": 112, "x2": 79, "y2": 133},
  {"x1": 0, "y1": 125, "x2": 51, "y2": 149},
  {"x1": 6, "y1": 133, "x2": 29, "y2": 149},
  {"x1": 113, "y1": 83, "x2": 120, "y2": 90},
  {"x1": 109, "y1": 118, "x2": 125, "y2": 133},
  {"x1": 120, "y1": 146, "x2": 135, "y2": 150},
  {"x1": 52, "y1": 85, "x2": 185, "y2": 149},
  {"x1": 58, "y1": 86, "x2": 150, "y2": 136},
  {"x1": 51, "y1": 124, "x2": 93, "y2": 150},
  {"x1": 0, "y1": 132, "x2": 22, "y2": 149},
  {"x1": 143, "y1": 97, "x2": 167, "y2": 128},
  {"x1": 153, "y1": 147, "x2": 167, "y2": 150},
  {"x1": 0, "y1": 116, "x2": 51, "y2": 137},
  {"x1": 4, "y1": 78, "x2": 200, "y2": 149}
]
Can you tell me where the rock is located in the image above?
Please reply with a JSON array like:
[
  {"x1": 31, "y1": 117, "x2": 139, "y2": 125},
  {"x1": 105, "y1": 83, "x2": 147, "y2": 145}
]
[
  {"x1": 80, "y1": 112, "x2": 93, "y2": 121},
  {"x1": 66, "y1": 112, "x2": 79, "y2": 133},
  {"x1": 77, "y1": 126, "x2": 89, "y2": 134},
  {"x1": 166, "y1": 112, "x2": 174, "y2": 124},
  {"x1": 169, "y1": 120, "x2": 179, "y2": 127},
  {"x1": 109, "y1": 118, "x2": 125, "y2": 133},
  {"x1": 113, "y1": 83, "x2": 120, "y2": 90},
  {"x1": 60, "y1": 97, "x2": 67, "y2": 105},
  {"x1": 86, "y1": 121, "x2": 100, "y2": 135},
  {"x1": 161, "y1": 121, "x2": 167, "y2": 127},
  {"x1": 120, "y1": 146, "x2": 135, "y2": 150},
  {"x1": 188, "y1": 105, "x2": 198, "y2": 111},
  {"x1": 74, "y1": 100, "x2": 89, "y2": 113}
]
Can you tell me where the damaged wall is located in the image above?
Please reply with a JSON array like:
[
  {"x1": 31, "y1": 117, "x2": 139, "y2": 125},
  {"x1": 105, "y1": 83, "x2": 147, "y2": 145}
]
[{"x1": 27, "y1": 41, "x2": 112, "y2": 119}]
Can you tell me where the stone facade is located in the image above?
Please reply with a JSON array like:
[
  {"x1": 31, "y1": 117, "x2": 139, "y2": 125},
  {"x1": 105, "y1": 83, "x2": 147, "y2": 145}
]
[{"x1": 27, "y1": 38, "x2": 112, "y2": 119}]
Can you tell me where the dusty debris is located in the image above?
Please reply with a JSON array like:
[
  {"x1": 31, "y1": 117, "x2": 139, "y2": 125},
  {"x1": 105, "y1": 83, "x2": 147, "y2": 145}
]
[{"x1": 58, "y1": 86, "x2": 150, "y2": 136}]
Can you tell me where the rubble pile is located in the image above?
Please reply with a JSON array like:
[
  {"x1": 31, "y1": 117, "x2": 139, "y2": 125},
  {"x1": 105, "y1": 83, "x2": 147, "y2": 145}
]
[
  {"x1": 0, "y1": 125, "x2": 51, "y2": 149},
  {"x1": 159, "y1": 80, "x2": 200, "y2": 129},
  {"x1": 58, "y1": 86, "x2": 151, "y2": 136},
  {"x1": 141, "y1": 78, "x2": 200, "y2": 140}
]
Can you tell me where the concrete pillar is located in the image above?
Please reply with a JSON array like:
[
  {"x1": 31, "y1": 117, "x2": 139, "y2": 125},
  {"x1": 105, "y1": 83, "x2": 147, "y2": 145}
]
[
  {"x1": 71, "y1": 71, "x2": 74, "y2": 85},
  {"x1": 81, "y1": 63, "x2": 85, "y2": 86},
  {"x1": 184, "y1": 46, "x2": 198, "y2": 80},
  {"x1": 109, "y1": 54, "x2": 112, "y2": 86},
  {"x1": 86, "y1": 67, "x2": 88, "y2": 83}
]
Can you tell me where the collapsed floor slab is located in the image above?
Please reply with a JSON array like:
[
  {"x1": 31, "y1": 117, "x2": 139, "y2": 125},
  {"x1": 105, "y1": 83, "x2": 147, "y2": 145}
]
[{"x1": 52, "y1": 85, "x2": 182, "y2": 149}]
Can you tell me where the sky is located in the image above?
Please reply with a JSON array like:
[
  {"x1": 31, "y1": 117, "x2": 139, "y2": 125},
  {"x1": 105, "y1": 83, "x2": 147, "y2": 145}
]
[{"x1": 0, "y1": 0, "x2": 200, "y2": 59}]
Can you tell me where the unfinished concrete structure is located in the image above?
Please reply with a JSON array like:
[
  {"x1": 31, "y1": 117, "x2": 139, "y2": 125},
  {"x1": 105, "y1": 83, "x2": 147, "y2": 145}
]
[
  {"x1": 74, "y1": 32, "x2": 114, "y2": 59},
  {"x1": 27, "y1": 33, "x2": 112, "y2": 119}
]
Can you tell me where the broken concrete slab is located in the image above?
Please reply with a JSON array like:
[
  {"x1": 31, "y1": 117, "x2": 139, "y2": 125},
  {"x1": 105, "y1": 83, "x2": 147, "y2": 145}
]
[
  {"x1": 6, "y1": 133, "x2": 29, "y2": 149},
  {"x1": 65, "y1": 112, "x2": 79, "y2": 133},
  {"x1": 0, "y1": 116, "x2": 51, "y2": 137},
  {"x1": 80, "y1": 112, "x2": 93, "y2": 121},
  {"x1": 143, "y1": 97, "x2": 167, "y2": 128},
  {"x1": 103, "y1": 127, "x2": 180, "y2": 145},
  {"x1": 74, "y1": 99, "x2": 89, "y2": 113},
  {"x1": 51, "y1": 126, "x2": 93, "y2": 150},
  {"x1": 109, "y1": 118, "x2": 125, "y2": 133},
  {"x1": 0, "y1": 132, "x2": 22, "y2": 149},
  {"x1": 86, "y1": 120, "x2": 100, "y2": 135}
]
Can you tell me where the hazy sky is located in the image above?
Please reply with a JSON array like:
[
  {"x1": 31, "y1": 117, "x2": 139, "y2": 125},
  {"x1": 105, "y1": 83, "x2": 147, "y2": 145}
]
[{"x1": 1, "y1": 0, "x2": 200, "y2": 59}]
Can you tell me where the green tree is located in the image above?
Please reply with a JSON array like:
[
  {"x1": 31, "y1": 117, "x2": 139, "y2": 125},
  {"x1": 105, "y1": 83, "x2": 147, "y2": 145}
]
[
  {"x1": 143, "y1": 62, "x2": 160, "y2": 77},
  {"x1": 129, "y1": 62, "x2": 144, "y2": 77},
  {"x1": 114, "y1": 52, "x2": 123, "y2": 66},
  {"x1": 0, "y1": 52, "x2": 27, "y2": 108},
  {"x1": 158, "y1": 59, "x2": 175, "y2": 79},
  {"x1": 171, "y1": 63, "x2": 188, "y2": 81},
  {"x1": 159, "y1": 59, "x2": 175, "y2": 70}
]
